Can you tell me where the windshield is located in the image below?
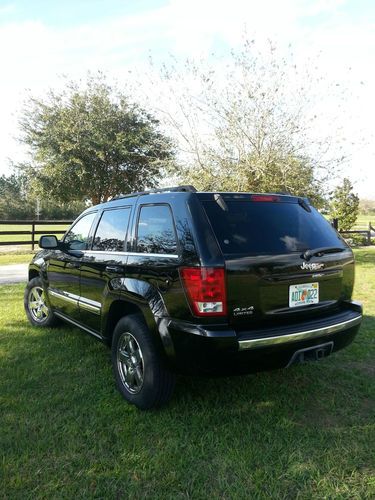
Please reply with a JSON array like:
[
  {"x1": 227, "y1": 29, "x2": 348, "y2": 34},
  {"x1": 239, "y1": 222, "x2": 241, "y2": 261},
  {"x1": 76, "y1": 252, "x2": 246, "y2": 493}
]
[{"x1": 202, "y1": 200, "x2": 347, "y2": 256}]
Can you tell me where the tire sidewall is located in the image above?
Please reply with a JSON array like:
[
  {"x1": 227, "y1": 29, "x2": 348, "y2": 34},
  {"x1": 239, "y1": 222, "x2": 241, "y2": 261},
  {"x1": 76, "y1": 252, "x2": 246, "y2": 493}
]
[{"x1": 111, "y1": 315, "x2": 169, "y2": 410}]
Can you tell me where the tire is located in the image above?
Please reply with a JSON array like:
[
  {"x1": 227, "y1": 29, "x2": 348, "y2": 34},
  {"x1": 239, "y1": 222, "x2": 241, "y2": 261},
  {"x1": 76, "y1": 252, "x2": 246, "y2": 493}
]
[
  {"x1": 111, "y1": 314, "x2": 176, "y2": 410},
  {"x1": 24, "y1": 277, "x2": 59, "y2": 328}
]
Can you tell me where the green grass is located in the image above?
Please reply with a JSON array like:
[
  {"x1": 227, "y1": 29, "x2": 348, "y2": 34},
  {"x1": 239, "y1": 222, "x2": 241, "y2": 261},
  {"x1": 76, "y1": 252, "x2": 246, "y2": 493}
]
[
  {"x1": 0, "y1": 252, "x2": 35, "y2": 265},
  {"x1": 0, "y1": 249, "x2": 374, "y2": 498}
]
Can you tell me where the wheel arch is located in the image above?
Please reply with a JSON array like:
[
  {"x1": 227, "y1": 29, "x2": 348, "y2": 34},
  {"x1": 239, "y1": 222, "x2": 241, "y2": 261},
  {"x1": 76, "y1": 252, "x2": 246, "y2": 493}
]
[
  {"x1": 102, "y1": 297, "x2": 175, "y2": 362},
  {"x1": 28, "y1": 267, "x2": 40, "y2": 281},
  {"x1": 103, "y1": 299, "x2": 144, "y2": 344}
]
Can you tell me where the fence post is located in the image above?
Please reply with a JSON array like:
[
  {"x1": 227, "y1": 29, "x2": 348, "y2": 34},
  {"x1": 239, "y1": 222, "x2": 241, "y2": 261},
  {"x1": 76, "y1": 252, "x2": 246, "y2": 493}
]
[
  {"x1": 31, "y1": 221, "x2": 35, "y2": 251},
  {"x1": 332, "y1": 218, "x2": 338, "y2": 230}
]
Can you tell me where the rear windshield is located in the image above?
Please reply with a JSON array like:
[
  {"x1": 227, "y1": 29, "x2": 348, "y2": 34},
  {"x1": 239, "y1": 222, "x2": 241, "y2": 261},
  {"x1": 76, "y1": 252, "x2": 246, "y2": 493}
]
[{"x1": 202, "y1": 200, "x2": 347, "y2": 255}]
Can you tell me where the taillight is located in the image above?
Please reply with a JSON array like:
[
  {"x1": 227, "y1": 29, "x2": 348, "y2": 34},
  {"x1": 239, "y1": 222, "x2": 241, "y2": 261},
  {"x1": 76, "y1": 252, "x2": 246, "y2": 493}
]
[
  {"x1": 180, "y1": 267, "x2": 227, "y2": 317},
  {"x1": 251, "y1": 195, "x2": 280, "y2": 202}
]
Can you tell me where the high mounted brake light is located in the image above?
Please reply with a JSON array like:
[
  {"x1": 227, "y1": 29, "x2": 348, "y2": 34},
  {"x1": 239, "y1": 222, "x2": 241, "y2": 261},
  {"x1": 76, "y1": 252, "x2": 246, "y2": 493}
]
[
  {"x1": 251, "y1": 195, "x2": 280, "y2": 202},
  {"x1": 180, "y1": 267, "x2": 227, "y2": 317}
]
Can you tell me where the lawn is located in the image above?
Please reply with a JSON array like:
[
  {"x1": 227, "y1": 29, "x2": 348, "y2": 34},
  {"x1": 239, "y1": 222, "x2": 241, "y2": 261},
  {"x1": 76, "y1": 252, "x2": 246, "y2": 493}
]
[
  {"x1": 0, "y1": 252, "x2": 35, "y2": 265},
  {"x1": 0, "y1": 249, "x2": 374, "y2": 498}
]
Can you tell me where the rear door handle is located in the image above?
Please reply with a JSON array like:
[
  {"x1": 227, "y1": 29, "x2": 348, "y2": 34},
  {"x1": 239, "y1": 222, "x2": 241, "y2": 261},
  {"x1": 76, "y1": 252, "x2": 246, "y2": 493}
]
[
  {"x1": 105, "y1": 265, "x2": 123, "y2": 273},
  {"x1": 67, "y1": 261, "x2": 81, "y2": 269}
]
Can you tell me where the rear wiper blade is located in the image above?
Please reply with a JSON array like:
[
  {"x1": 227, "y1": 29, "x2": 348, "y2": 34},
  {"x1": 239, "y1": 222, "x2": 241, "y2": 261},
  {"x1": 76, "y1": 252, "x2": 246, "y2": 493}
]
[
  {"x1": 298, "y1": 198, "x2": 311, "y2": 212},
  {"x1": 303, "y1": 246, "x2": 345, "y2": 261}
]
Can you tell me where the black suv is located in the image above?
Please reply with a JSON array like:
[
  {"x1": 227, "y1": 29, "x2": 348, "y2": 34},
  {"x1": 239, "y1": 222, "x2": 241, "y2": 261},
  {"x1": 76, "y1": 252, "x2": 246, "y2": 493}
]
[{"x1": 25, "y1": 186, "x2": 362, "y2": 409}]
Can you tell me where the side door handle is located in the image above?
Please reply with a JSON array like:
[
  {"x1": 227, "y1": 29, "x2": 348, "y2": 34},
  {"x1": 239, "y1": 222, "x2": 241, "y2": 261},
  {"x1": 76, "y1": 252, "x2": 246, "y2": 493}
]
[
  {"x1": 67, "y1": 261, "x2": 81, "y2": 269},
  {"x1": 105, "y1": 265, "x2": 123, "y2": 273}
]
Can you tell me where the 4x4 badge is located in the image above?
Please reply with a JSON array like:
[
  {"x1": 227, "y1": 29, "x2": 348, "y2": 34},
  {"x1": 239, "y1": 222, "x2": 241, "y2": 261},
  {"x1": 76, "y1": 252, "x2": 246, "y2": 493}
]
[
  {"x1": 233, "y1": 306, "x2": 254, "y2": 317},
  {"x1": 300, "y1": 261, "x2": 324, "y2": 271}
]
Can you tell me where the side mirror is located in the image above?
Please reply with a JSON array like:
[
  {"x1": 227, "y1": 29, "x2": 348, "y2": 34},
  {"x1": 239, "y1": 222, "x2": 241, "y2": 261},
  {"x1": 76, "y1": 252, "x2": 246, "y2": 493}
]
[{"x1": 39, "y1": 235, "x2": 59, "y2": 249}]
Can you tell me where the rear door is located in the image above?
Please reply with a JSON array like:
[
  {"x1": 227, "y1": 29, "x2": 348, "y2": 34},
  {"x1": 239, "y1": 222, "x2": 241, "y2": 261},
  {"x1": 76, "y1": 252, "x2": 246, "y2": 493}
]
[
  {"x1": 124, "y1": 203, "x2": 181, "y2": 312},
  {"x1": 201, "y1": 195, "x2": 353, "y2": 328},
  {"x1": 79, "y1": 206, "x2": 132, "y2": 332}
]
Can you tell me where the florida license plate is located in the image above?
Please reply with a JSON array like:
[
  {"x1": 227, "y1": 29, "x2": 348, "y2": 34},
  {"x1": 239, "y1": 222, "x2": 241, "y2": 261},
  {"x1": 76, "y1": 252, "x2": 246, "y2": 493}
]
[{"x1": 289, "y1": 282, "x2": 319, "y2": 308}]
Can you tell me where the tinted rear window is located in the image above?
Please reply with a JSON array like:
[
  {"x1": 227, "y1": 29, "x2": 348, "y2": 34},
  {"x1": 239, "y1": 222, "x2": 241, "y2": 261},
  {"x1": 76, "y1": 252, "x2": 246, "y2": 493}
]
[
  {"x1": 202, "y1": 200, "x2": 346, "y2": 255},
  {"x1": 92, "y1": 208, "x2": 131, "y2": 252},
  {"x1": 136, "y1": 205, "x2": 177, "y2": 255}
]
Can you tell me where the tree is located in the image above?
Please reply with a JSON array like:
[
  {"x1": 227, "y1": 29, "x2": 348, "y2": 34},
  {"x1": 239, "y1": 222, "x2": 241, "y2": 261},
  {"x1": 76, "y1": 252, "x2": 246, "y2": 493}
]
[
  {"x1": 329, "y1": 178, "x2": 359, "y2": 230},
  {"x1": 18, "y1": 74, "x2": 175, "y2": 205},
  {"x1": 0, "y1": 173, "x2": 30, "y2": 219},
  {"x1": 0, "y1": 171, "x2": 85, "y2": 220},
  {"x1": 144, "y1": 40, "x2": 348, "y2": 207}
]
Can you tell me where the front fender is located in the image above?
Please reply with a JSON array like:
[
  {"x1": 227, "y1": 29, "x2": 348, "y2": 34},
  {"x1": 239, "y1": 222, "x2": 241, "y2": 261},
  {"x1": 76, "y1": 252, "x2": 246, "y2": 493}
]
[{"x1": 28, "y1": 258, "x2": 46, "y2": 281}]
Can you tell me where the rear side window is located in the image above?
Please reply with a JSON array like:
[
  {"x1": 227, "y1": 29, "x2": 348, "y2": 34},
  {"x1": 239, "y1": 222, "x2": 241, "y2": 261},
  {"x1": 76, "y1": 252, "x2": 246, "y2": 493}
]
[
  {"x1": 203, "y1": 200, "x2": 346, "y2": 255},
  {"x1": 136, "y1": 205, "x2": 177, "y2": 255},
  {"x1": 92, "y1": 208, "x2": 131, "y2": 252},
  {"x1": 64, "y1": 212, "x2": 96, "y2": 250}
]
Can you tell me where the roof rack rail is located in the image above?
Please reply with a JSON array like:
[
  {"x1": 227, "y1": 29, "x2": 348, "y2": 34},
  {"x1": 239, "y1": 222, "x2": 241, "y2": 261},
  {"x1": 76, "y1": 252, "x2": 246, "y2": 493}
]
[
  {"x1": 112, "y1": 185, "x2": 197, "y2": 200},
  {"x1": 150, "y1": 185, "x2": 197, "y2": 194}
]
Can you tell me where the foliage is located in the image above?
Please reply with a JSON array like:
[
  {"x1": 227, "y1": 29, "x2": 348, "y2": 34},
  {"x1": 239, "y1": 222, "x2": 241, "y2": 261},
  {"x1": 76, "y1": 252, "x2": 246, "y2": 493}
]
[
  {"x1": 344, "y1": 234, "x2": 368, "y2": 247},
  {"x1": 0, "y1": 172, "x2": 84, "y2": 220},
  {"x1": 329, "y1": 178, "x2": 360, "y2": 231},
  {"x1": 146, "y1": 41, "x2": 347, "y2": 207},
  {"x1": 18, "y1": 74, "x2": 175, "y2": 205},
  {"x1": 0, "y1": 173, "x2": 30, "y2": 219}
]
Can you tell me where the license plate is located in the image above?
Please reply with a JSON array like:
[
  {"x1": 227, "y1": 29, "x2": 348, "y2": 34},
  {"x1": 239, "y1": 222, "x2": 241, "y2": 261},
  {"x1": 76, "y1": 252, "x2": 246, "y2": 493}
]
[{"x1": 289, "y1": 282, "x2": 319, "y2": 308}]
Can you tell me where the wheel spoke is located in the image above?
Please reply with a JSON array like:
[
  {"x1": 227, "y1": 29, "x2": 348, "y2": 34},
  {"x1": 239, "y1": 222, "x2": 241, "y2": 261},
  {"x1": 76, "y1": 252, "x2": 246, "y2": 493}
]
[
  {"x1": 41, "y1": 305, "x2": 49, "y2": 317},
  {"x1": 32, "y1": 288, "x2": 41, "y2": 301},
  {"x1": 125, "y1": 368, "x2": 135, "y2": 386},
  {"x1": 134, "y1": 366, "x2": 143, "y2": 386},
  {"x1": 133, "y1": 348, "x2": 142, "y2": 364},
  {"x1": 29, "y1": 300, "x2": 39, "y2": 310},
  {"x1": 128, "y1": 338, "x2": 137, "y2": 354},
  {"x1": 118, "y1": 349, "x2": 131, "y2": 365}
]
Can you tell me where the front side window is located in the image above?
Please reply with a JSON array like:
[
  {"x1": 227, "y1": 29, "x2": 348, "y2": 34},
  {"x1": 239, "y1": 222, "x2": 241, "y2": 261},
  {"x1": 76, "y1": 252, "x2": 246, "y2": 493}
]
[
  {"x1": 64, "y1": 212, "x2": 96, "y2": 250},
  {"x1": 136, "y1": 205, "x2": 177, "y2": 255},
  {"x1": 92, "y1": 208, "x2": 131, "y2": 252}
]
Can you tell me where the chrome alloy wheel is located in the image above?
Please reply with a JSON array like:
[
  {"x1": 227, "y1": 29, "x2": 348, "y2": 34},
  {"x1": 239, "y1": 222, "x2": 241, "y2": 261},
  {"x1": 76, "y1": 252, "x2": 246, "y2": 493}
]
[
  {"x1": 117, "y1": 332, "x2": 144, "y2": 394},
  {"x1": 28, "y1": 286, "x2": 49, "y2": 322}
]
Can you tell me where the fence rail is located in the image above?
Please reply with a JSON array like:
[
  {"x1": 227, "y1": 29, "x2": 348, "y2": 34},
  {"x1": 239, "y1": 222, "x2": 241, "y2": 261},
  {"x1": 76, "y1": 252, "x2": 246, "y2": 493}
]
[
  {"x1": 338, "y1": 222, "x2": 375, "y2": 246},
  {"x1": 0, "y1": 218, "x2": 373, "y2": 251},
  {"x1": 0, "y1": 220, "x2": 73, "y2": 250}
]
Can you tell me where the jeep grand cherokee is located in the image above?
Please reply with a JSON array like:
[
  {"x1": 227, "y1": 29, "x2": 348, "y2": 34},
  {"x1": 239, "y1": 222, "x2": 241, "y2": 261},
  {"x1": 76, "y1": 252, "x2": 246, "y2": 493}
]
[{"x1": 24, "y1": 186, "x2": 362, "y2": 409}]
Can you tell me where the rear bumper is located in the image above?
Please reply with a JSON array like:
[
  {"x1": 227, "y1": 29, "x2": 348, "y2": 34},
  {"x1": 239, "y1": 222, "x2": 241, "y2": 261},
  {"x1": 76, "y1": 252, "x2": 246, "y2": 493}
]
[
  {"x1": 163, "y1": 301, "x2": 363, "y2": 374},
  {"x1": 237, "y1": 313, "x2": 362, "y2": 350}
]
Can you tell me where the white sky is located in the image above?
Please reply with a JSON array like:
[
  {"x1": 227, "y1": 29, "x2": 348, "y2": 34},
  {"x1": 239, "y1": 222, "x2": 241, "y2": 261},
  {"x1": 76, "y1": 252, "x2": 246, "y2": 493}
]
[{"x1": 0, "y1": 0, "x2": 374, "y2": 198}]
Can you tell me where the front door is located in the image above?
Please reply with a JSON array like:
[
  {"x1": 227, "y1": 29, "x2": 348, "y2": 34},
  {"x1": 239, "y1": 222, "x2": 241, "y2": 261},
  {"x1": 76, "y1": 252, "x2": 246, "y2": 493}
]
[{"x1": 47, "y1": 212, "x2": 97, "y2": 322}]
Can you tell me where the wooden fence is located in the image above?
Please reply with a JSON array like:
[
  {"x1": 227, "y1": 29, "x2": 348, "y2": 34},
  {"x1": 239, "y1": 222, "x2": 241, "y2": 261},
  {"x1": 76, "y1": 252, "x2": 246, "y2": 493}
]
[
  {"x1": 0, "y1": 218, "x2": 373, "y2": 251},
  {"x1": 336, "y1": 221, "x2": 375, "y2": 245},
  {"x1": 0, "y1": 220, "x2": 73, "y2": 250}
]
